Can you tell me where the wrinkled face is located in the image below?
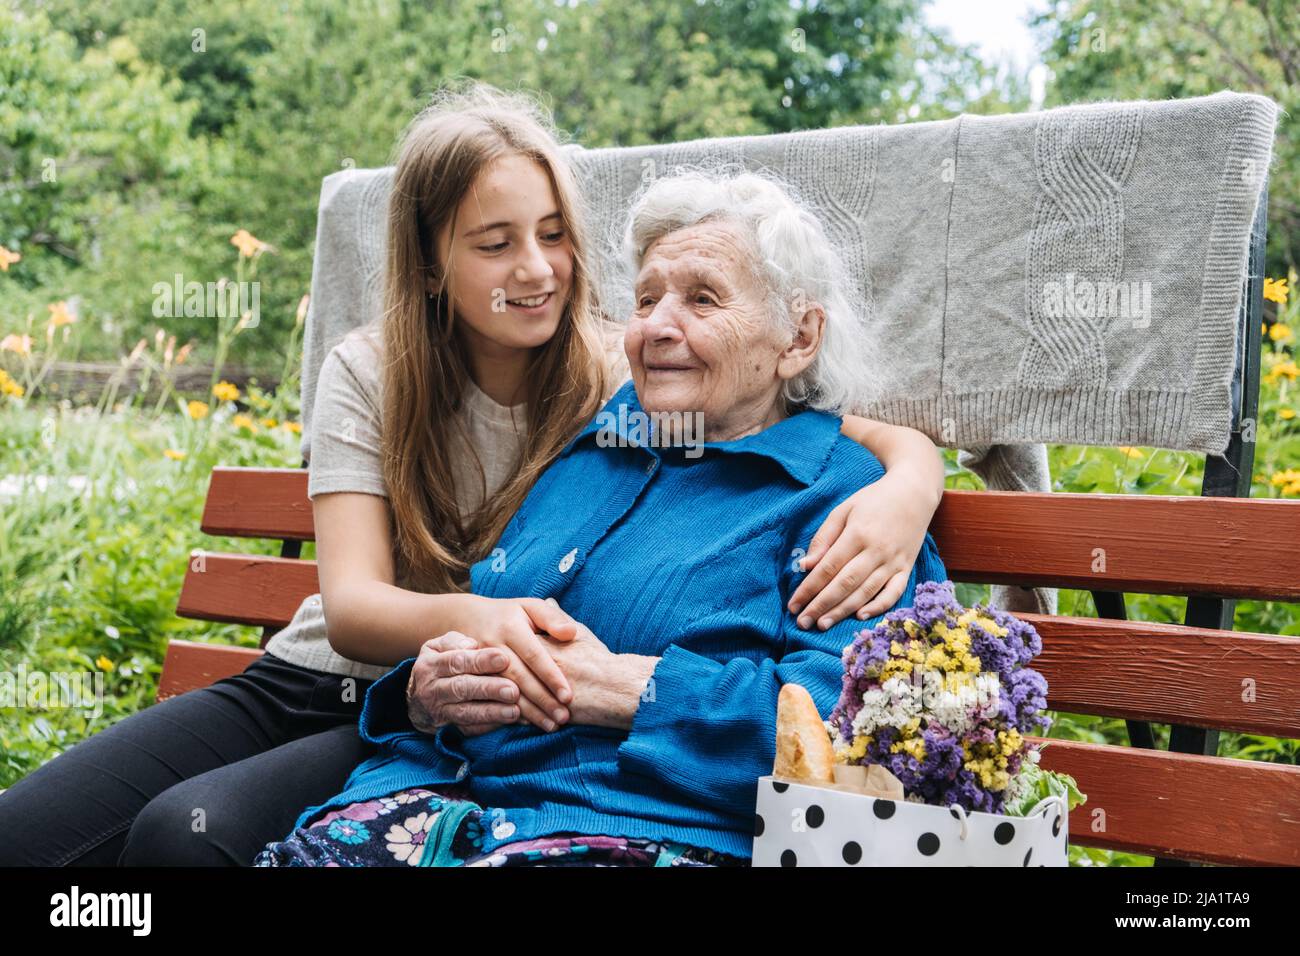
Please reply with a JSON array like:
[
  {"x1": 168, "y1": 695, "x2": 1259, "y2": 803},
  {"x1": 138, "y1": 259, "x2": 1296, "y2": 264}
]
[
  {"x1": 626, "y1": 220, "x2": 793, "y2": 440},
  {"x1": 434, "y1": 154, "x2": 573, "y2": 358}
]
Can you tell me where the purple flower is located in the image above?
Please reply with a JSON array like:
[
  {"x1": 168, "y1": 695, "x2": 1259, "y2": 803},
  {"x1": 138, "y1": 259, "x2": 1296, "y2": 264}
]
[{"x1": 827, "y1": 581, "x2": 1054, "y2": 813}]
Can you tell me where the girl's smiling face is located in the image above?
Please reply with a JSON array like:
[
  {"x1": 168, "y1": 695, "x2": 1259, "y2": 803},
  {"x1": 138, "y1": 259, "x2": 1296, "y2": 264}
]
[{"x1": 435, "y1": 153, "x2": 573, "y2": 359}]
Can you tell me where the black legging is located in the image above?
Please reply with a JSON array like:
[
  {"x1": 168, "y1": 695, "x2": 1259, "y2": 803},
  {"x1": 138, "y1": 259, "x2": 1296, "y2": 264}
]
[{"x1": 0, "y1": 652, "x2": 377, "y2": 866}]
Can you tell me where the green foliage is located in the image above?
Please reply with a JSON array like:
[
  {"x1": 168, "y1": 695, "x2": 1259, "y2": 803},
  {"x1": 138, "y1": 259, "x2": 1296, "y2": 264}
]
[{"x1": 0, "y1": 293, "x2": 305, "y2": 784}]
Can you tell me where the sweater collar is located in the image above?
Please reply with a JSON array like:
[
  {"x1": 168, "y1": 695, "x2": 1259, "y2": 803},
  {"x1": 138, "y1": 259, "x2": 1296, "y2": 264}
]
[{"x1": 564, "y1": 379, "x2": 840, "y2": 487}]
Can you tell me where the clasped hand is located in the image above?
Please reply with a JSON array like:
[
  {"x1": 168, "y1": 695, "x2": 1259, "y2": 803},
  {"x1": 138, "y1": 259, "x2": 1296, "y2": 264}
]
[{"x1": 405, "y1": 596, "x2": 655, "y2": 738}]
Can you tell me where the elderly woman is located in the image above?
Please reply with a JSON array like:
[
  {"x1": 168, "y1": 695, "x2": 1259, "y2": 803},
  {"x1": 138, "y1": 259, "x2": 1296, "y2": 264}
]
[{"x1": 256, "y1": 169, "x2": 947, "y2": 867}]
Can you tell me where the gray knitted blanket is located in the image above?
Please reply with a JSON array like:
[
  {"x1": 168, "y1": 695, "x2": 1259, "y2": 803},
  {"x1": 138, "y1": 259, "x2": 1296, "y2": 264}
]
[{"x1": 298, "y1": 91, "x2": 1277, "y2": 613}]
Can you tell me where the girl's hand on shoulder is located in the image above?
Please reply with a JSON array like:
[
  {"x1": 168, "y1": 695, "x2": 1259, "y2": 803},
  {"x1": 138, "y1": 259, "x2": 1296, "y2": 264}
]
[{"x1": 788, "y1": 471, "x2": 939, "y2": 630}]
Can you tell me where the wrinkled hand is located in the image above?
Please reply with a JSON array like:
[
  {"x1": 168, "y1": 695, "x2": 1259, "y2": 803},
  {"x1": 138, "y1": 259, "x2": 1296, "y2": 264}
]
[
  {"x1": 453, "y1": 595, "x2": 583, "y2": 727},
  {"x1": 787, "y1": 472, "x2": 935, "y2": 629},
  {"x1": 541, "y1": 611, "x2": 658, "y2": 731},
  {"x1": 405, "y1": 632, "x2": 523, "y2": 738}
]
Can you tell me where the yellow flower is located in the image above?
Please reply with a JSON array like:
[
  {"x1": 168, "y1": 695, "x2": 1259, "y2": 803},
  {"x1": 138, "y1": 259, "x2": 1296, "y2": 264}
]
[
  {"x1": 260, "y1": 417, "x2": 278, "y2": 428},
  {"x1": 187, "y1": 400, "x2": 210, "y2": 420},
  {"x1": 47, "y1": 301, "x2": 76, "y2": 327},
  {"x1": 1263, "y1": 276, "x2": 1289, "y2": 305},
  {"x1": 212, "y1": 380, "x2": 240, "y2": 402},
  {"x1": 843, "y1": 735, "x2": 870, "y2": 762},
  {"x1": 1265, "y1": 360, "x2": 1299, "y2": 385},
  {"x1": 1271, "y1": 469, "x2": 1300, "y2": 496},
  {"x1": 1280, "y1": 408, "x2": 1296, "y2": 420},
  {"x1": 1, "y1": 333, "x2": 32, "y2": 355},
  {"x1": 1269, "y1": 323, "x2": 1294, "y2": 344},
  {"x1": 164, "y1": 448, "x2": 187, "y2": 460},
  {"x1": 0, "y1": 245, "x2": 20, "y2": 271},
  {"x1": 283, "y1": 421, "x2": 302, "y2": 434},
  {"x1": 95, "y1": 656, "x2": 115, "y2": 672},
  {"x1": 0, "y1": 368, "x2": 23, "y2": 398},
  {"x1": 1117, "y1": 446, "x2": 1144, "y2": 459},
  {"x1": 232, "y1": 413, "x2": 258, "y2": 432},
  {"x1": 230, "y1": 229, "x2": 274, "y2": 258}
]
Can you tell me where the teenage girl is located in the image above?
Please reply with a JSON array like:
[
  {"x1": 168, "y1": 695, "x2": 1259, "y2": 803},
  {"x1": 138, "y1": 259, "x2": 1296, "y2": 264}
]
[{"x1": 0, "y1": 81, "x2": 943, "y2": 865}]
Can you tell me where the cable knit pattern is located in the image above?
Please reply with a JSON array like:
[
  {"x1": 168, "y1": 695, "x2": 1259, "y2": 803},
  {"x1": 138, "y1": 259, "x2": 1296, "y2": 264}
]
[
  {"x1": 782, "y1": 125, "x2": 878, "y2": 320},
  {"x1": 1018, "y1": 103, "x2": 1143, "y2": 389}
]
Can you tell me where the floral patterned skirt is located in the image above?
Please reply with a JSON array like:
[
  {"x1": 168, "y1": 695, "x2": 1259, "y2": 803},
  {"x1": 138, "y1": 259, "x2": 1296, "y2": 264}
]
[{"x1": 253, "y1": 785, "x2": 747, "y2": 867}]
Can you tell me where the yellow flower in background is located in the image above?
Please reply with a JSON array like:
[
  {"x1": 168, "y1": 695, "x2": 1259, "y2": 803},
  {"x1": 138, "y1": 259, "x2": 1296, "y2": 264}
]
[
  {"x1": 95, "y1": 656, "x2": 115, "y2": 672},
  {"x1": 163, "y1": 448, "x2": 187, "y2": 460},
  {"x1": 187, "y1": 400, "x2": 209, "y2": 420},
  {"x1": 1117, "y1": 446, "x2": 1144, "y2": 459},
  {"x1": 0, "y1": 368, "x2": 24, "y2": 398},
  {"x1": 1271, "y1": 469, "x2": 1300, "y2": 496},
  {"x1": 1265, "y1": 360, "x2": 1299, "y2": 385},
  {"x1": 283, "y1": 421, "x2": 301, "y2": 434},
  {"x1": 232, "y1": 413, "x2": 257, "y2": 432},
  {"x1": 1280, "y1": 408, "x2": 1296, "y2": 420},
  {"x1": 47, "y1": 301, "x2": 76, "y2": 327},
  {"x1": 260, "y1": 417, "x2": 278, "y2": 428},
  {"x1": 212, "y1": 381, "x2": 240, "y2": 402},
  {"x1": 1270, "y1": 323, "x2": 1294, "y2": 344},
  {"x1": 1264, "y1": 276, "x2": 1289, "y2": 305},
  {"x1": 230, "y1": 229, "x2": 274, "y2": 258},
  {"x1": 1, "y1": 333, "x2": 32, "y2": 355},
  {"x1": 0, "y1": 245, "x2": 20, "y2": 271}
]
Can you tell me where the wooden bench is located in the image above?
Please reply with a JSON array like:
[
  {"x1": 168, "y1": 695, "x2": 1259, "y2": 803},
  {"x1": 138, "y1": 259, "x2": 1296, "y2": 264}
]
[{"x1": 164, "y1": 464, "x2": 1300, "y2": 866}]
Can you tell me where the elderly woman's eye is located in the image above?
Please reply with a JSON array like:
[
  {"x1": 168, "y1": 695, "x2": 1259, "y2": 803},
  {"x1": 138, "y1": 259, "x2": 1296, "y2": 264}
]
[
  {"x1": 695, "y1": 293, "x2": 716, "y2": 306},
  {"x1": 637, "y1": 295, "x2": 656, "y2": 308}
]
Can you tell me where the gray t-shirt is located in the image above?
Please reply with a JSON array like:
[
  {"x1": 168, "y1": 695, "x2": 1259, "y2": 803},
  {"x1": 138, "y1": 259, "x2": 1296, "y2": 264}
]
[{"x1": 265, "y1": 324, "x2": 531, "y2": 679}]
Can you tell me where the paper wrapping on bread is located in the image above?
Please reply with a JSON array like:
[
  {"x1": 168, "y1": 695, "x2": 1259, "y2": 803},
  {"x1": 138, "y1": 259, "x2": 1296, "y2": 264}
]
[{"x1": 773, "y1": 683, "x2": 904, "y2": 799}]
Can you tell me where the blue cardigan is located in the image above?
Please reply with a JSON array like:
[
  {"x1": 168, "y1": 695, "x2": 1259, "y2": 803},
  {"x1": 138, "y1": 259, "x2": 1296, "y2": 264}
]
[{"x1": 291, "y1": 381, "x2": 947, "y2": 859}]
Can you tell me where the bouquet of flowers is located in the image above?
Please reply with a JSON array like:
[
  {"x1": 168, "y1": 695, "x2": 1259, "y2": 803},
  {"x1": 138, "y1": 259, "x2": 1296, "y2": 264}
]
[{"x1": 826, "y1": 580, "x2": 1084, "y2": 816}]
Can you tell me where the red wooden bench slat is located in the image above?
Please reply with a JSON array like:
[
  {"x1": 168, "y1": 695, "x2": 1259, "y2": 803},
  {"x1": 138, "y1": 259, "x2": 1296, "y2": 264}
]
[
  {"x1": 1032, "y1": 736, "x2": 1300, "y2": 866},
  {"x1": 1024, "y1": 613, "x2": 1300, "y2": 738},
  {"x1": 194, "y1": 469, "x2": 1300, "y2": 601},
  {"x1": 933, "y1": 489, "x2": 1300, "y2": 601},
  {"x1": 176, "y1": 552, "x2": 319, "y2": 628},
  {"x1": 156, "y1": 641, "x2": 264, "y2": 702},
  {"x1": 201, "y1": 467, "x2": 313, "y2": 540}
]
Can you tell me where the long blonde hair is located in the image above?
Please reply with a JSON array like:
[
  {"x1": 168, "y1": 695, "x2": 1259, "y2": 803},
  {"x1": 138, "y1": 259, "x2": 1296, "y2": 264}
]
[{"x1": 381, "y1": 80, "x2": 609, "y2": 594}]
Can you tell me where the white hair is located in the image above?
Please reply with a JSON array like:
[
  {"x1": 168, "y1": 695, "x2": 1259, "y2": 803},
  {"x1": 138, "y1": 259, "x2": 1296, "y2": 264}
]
[{"x1": 621, "y1": 164, "x2": 879, "y2": 414}]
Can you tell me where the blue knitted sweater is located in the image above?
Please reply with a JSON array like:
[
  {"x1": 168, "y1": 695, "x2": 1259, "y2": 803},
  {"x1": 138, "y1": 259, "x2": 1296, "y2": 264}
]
[{"x1": 291, "y1": 381, "x2": 947, "y2": 858}]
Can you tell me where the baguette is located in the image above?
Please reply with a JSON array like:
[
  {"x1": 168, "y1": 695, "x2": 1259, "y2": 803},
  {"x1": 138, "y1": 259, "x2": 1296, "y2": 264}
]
[{"x1": 773, "y1": 683, "x2": 835, "y2": 784}]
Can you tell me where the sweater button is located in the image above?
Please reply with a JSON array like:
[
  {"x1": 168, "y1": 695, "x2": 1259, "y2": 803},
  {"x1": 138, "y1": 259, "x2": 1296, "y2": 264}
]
[
  {"x1": 492, "y1": 820, "x2": 516, "y2": 840},
  {"x1": 558, "y1": 548, "x2": 577, "y2": 573}
]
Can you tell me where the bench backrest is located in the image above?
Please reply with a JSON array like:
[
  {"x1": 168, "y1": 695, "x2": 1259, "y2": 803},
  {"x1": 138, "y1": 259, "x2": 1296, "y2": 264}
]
[{"x1": 175, "y1": 466, "x2": 1300, "y2": 865}]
